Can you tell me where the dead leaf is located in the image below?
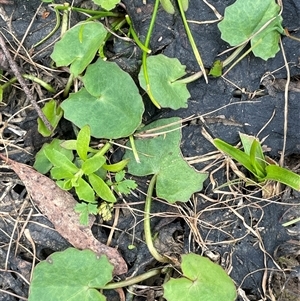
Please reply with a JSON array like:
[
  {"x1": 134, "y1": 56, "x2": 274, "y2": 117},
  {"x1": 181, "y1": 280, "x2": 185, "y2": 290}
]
[{"x1": 0, "y1": 154, "x2": 127, "y2": 275}]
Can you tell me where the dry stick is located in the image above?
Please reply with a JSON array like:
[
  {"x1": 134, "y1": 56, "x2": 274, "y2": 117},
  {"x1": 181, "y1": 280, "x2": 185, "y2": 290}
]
[
  {"x1": 0, "y1": 34, "x2": 53, "y2": 131},
  {"x1": 279, "y1": 37, "x2": 289, "y2": 167}
]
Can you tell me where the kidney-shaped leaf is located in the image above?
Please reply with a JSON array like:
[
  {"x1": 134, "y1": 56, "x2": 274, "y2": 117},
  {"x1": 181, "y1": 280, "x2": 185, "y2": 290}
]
[
  {"x1": 51, "y1": 22, "x2": 107, "y2": 77},
  {"x1": 163, "y1": 253, "x2": 237, "y2": 301},
  {"x1": 139, "y1": 54, "x2": 190, "y2": 109},
  {"x1": 124, "y1": 118, "x2": 207, "y2": 202},
  {"x1": 28, "y1": 248, "x2": 113, "y2": 301},
  {"x1": 218, "y1": 0, "x2": 284, "y2": 60},
  {"x1": 61, "y1": 59, "x2": 144, "y2": 139}
]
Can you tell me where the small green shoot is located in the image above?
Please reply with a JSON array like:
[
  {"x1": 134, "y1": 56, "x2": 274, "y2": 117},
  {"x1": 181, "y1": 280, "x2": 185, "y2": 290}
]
[
  {"x1": 37, "y1": 100, "x2": 63, "y2": 137},
  {"x1": 107, "y1": 170, "x2": 138, "y2": 195},
  {"x1": 34, "y1": 125, "x2": 138, "y2": 224},
  {"x1": 74, "y1": 202, "x2": 99, "y2": 225},
  {"x1": 214, "y1": 133, "x2": 300, "y2": 191}
]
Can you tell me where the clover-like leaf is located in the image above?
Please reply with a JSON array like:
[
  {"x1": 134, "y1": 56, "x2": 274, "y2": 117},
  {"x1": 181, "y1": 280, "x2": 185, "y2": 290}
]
[
  {"x1": 163, "y1": 254, "x2": 236, "y2": 301},
  {"x1": 92, "y1": 0, "x2": 121, "y2": 10},
  {"x1": 139, "y1": 54, "x2": 191, "y2": 109},
  {"x1": 28, "y1": 248, "x2": 113, "y2": 301},
  {"x1": 124, "y1": 118, "x2": 207, "y2": 203},
  {"x1": 218, "y1": 0, "x2": 284, "y2": 60},
  {"x1": 51, "y1": 22, "x2": 107, "y2": 77},
  {"x1": 61, "y1": 59, "x2": 144, "y2": 139},
  {"x1": 75, "y1": 203, "x2": 99, "y2": 225}
]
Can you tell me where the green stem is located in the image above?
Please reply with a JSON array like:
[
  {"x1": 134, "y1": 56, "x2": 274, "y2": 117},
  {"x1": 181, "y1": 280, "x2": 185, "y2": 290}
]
[
  {"x1": 142, "y1": 0, "x2": 161, "y2": 109},
  {"x1": 144, "y1": 174, "x2": 170, "y2": 263},
  {"x1": 129, "y1": 135, "x2": 140, "y2": 163},
  {"x1": 222, "y1": 43, "x2": 247, "y2": 67},
  {"x1": 33, "y1": 6, "x2": 61, "y2": 48},
  {"x1": 126, "y1": 15, "x2": 151, "y2": 53},
  {"x1": 102, "y1": 268, "x2": 162, "y2": 289},
  {"x1": 223, "y1": 39, "x2": 262, "y2": 76},
  {"x1": 63, "y1": 74, "x2": 74, "y2": 98},
  {"x1": 1, "y1": 74, "x2": 56, "y2": 93},
  {"x1": 177, "y1": 0, "x2": 208, "y2": 83},
  {"x1": 98, "y1": 142, "x2": 112, "y2": 156},
  {"x1": 50, "y1": 4, "x2": 121, "y2": 17},
  {"x1": 98, "y1": 18, "x2": 127, "y2": 59},
  {"x1": 175, "y1": 71, "x2": 203, "y2": 84},
  {"x1": 282, "y1": 217, "x2": 300, "y2": 227}
]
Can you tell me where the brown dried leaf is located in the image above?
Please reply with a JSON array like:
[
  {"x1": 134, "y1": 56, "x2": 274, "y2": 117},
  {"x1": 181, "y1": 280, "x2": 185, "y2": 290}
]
[{"x1": 0, "y1": 154, "x2": 127, "y2": 275}]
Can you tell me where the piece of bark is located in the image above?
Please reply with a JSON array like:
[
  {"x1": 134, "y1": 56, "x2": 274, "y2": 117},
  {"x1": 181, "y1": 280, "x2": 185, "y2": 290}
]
[{"x1": 0, "y1": 154, "x2": 127, "y2": 275}]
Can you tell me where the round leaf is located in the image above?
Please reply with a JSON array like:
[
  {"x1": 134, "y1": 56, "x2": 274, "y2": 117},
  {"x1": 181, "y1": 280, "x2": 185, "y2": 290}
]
[
  {"x1": 218, "y1": 0, "x2": 284, "y2": 60},
  {"x1": 29, "y1": 248, "x2": 113, "y2": 301},
  {"x1": 139, "y1": 54, "x2": 190, "y2": 109},
  {"x1": 51, "y1": 22, "x2": 107, "y2": 77},
  {"x1": 124, "y1": 118, "x2": 207, "y2": 202},
  {"x1": 163, "y1": 254, "x2": 236, "y2": 301},
  {"x1": 61, "y1": 59, "x2": 144, "y2": 139}
]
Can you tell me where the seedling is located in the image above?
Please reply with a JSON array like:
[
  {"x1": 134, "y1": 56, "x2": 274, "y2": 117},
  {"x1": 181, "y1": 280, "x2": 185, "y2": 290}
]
[
  {"x1": 34, "y1": 125, "x2": 135, "y2": 224},
  {"x1": 214, "y1": 133, "x2": 300, "y2": 191}
]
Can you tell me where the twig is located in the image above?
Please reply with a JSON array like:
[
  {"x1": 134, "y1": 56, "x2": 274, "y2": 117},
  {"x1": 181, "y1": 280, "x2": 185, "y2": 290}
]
[{"x1": 0, "y1": 33, "x2": 53, "y2": 131}]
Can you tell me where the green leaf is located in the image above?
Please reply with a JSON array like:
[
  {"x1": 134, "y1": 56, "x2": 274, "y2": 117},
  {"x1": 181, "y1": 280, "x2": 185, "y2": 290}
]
[
  {"x1": 265, "y1": 165, "x2": 300, "y2": 191},
  {"x1": 214, "y1": 138, "x2": 257, "y2": 177},
  {"x1": 61, "y1": 59, "x2": 144, "y2": 139},
  {"x1": 37, "y1": 100, "x2": 63, "y2": 137},
  {"x1": 102, "y1": 159, "x2": 129, "y2": 172},
  {"x1": 115, "y1": 170, "x2": 125, "y2": 182},
  {"x1": 75, "y1": 178, "x2": 95, "y2": 203},
  {"x1": 51, "y1": 22, "x2": 107, "y2": 77},
  {"x1": 138, "y1": 54, "x2": 191, "y2": 109},
  {"x1": 249, "y1": 139, "x2": 266, "y2": 179},
  {"x1": 163, "y1": 254, "x2": 236, "y2": 301},
  {"x1": 74, "y1": 203, "x2": 98, "y2": 225},
  {"x1": 218, "y1": 0, "x2": 284, "y2": 60},
  {"x1": 89, "y1": 173, "x2": 116, "y2": 202},
  {"x1": 44, "y1": 148, "x2": 79, "y2": 174},
  {"x1": 209, "y1": 60, "x2": 223, "y2": 77},
  {"x1": 92, "y1": 0, "x2": 121, "y2": 10},
  {"x1": 76, "y1": 125, "x2": 91, "y2": 161},
  {"x1": 34, "y1": 139, "x2": 74, "y2": 174},
  {"x1": 160, "y1": 0, "x2": 175, "y2": 14},
  {"x1": 28, "y1": 248, "x2": 113, "y2": 301},
  {"x1": 57, "y1": 179, "x2": 73, "y2": 190},
  {"x1": 124, "y1": 118, "x2": 207, "y2": 203},
  {"x1": 81, "y1": 153, "x2": 106, "y2": 175},
  {"x1": 50, "y1": 166, "x2": 74, "y2": 180},
  {"x1": 114, "y1": 179, "x2": 137, "y2": 195}
]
